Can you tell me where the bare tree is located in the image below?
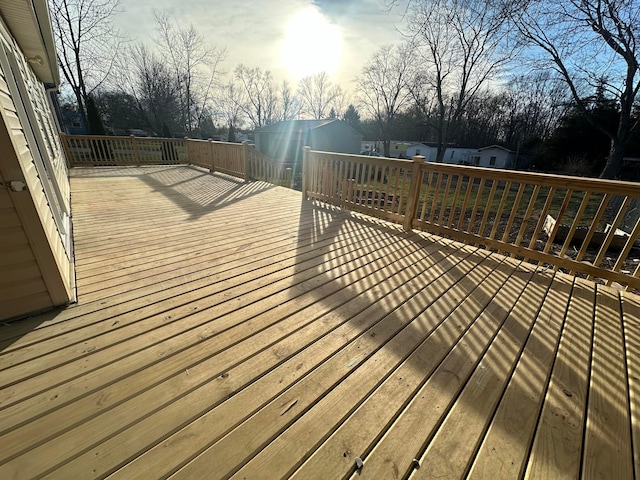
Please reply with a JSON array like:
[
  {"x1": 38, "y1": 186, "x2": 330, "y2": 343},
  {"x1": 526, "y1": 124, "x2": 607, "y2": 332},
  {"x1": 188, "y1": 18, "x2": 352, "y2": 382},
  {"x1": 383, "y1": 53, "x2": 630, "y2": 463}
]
[
  {"x1": 298, "y1": 72, "x2": 345, "y2": 119},
  {"x1": 232, "y1": 65, "x2": 279, "y2": 129},
  {"x1": 511, "y1": 0, "x2": 640, "y2": 178},
  {"x1": 502, "y1": 72, "x2": 569, "y2": 147},
  {"x1": 279, "y1": 80, "x2": 301, "y2": 121},
  {"x1": 50, "y1": 0, "x2": 123, "y2": 128},
  {"x1": 153, "y1": 11, "x2": 226, "y2": 136},
  {"x1": 356, "y1": 43, "x2": 415, "y2": 157},
  {"x1": 126, "y1": 45, "x2": 180, "y2": 134},
  {"x1": 407, "y1": 0, "x2": 514, "y2": 162},
  {"x1": 217, "y1": 81, "x2": 245, "y2": 134}
]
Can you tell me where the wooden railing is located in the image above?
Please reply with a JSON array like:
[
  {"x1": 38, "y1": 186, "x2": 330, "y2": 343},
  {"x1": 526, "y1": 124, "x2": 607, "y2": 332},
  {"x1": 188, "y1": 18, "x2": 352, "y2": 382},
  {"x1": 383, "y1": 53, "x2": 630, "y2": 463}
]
[
  {"x1": 247, "y1": 146, "x2": 292, "y2": 187},
  {"x1": 60, "y1": 134, "x2": 290, "y2": 187},
  {"x1": 185, "y1": 139, "x2": 245, "y2": 177},
  {"x1": 303, "y1": 148, "x2": 640, "y2": 291},
  {"x1": 61, "y1": 134, "x2": 187, "y2": 166}
]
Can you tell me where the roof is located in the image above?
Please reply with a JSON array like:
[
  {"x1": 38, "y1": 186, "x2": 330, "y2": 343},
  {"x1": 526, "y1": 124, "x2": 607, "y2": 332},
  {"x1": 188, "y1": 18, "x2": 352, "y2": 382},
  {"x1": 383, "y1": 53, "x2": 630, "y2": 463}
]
[
  {"x1": 407, "y1": 142, "x2": 437, "y2": 149},
  {"x1": 479, "y1": 145, "x2": 514, "y2": 153},
  {"x1": 254, "y1": 119, "x2": 340, "y2": 134},
  {"x1": 0, "y1": 0, "x2": 60, "y2": 85}
]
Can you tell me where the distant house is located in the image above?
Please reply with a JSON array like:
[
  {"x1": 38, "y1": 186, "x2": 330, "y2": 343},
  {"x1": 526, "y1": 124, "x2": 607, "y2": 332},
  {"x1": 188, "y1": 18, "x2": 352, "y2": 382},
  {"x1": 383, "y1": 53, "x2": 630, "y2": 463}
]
[
  {"x1": 478, "y1": 145, "x2": 517, "y2": 169},
  {"x1": 406, "y1": 143, "x2": 438, "y2": 160},
  {"x1": 406, "y1": 143, "x2": 478, "y2": 165},
  {"x1": 254, "y1": 119, "x2": 362, "y2": 165},
  {"x1": 405, "y1": 143, "x2": 521, "y2": 169},
  {"x1": 0, "y1": 1, "x2": 75, "y2": 319}
]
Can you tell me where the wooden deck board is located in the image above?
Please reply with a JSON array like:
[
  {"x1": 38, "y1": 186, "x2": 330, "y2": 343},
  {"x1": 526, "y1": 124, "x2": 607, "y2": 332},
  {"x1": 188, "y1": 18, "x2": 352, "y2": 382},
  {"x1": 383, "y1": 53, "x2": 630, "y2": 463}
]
[{"x1": 0, "y1": 166, "x2": 636, "y2": 479}]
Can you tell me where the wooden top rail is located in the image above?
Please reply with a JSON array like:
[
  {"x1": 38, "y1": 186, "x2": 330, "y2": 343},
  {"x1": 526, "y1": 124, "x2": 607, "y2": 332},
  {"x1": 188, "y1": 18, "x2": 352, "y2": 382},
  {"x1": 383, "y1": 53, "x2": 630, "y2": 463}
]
[
  {"x1": 420, "y1": 161, "x2": 640, "y2": 197},
  {"x1": 304, "y1": 149, "x2": 640, "y2": 291}
]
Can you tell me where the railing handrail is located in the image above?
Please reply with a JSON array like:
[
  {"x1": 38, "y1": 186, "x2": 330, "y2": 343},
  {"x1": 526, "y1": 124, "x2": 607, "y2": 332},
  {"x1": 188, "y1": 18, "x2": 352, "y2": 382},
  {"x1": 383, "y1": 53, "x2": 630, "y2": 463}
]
[{"x1": 418, "y1": 160, "x2": 640, "y2": 197}]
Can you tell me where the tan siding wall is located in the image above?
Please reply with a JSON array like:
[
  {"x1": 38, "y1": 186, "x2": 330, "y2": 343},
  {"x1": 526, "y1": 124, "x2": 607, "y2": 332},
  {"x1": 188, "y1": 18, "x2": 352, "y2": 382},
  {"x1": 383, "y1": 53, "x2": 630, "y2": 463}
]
[
  {"x1": 0, "y1": 180, "x2": 52, "y2": 319},
  {"x1": 0, "y1": 18, "x2": 74, "y2": 320}
]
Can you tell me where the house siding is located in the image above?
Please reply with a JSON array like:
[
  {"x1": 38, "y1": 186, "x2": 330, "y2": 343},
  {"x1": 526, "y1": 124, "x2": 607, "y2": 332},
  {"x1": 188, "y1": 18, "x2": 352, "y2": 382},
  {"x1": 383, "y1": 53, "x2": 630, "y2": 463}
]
[
  {"x1": 255, "y1": 120, "x2": 362, "y2": 157},
  {"x1": 478, "y1": 148, "x2": 514, "y2": 169},
  {"x1": 309, "y1": 121, "x2": 361, "y2": 155},
  {"x1": 0, "y1": 16, "x2": 74, "y2": 320}
]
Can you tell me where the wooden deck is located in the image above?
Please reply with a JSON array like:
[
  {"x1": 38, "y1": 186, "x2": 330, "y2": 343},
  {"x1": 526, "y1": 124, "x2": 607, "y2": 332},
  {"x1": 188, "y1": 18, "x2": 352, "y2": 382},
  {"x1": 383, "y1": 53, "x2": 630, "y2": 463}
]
[{"x1": 1, "y1": 165, "x2": 639, "y2": 479}]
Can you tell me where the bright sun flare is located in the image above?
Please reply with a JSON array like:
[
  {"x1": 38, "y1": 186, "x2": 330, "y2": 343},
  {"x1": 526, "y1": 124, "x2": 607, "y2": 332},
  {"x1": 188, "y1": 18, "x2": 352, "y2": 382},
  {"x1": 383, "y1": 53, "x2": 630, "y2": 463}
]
[{"x1": 281, "y1": 7, "x2": 342, "y2": 79}]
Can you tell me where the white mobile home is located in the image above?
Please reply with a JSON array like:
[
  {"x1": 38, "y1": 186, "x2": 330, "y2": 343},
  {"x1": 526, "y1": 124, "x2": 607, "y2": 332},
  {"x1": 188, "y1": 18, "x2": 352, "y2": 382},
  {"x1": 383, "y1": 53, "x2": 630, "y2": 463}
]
[
  {"x1": 477, "y1": 145, "x2": 517, "y2": 169},
  {"x1": 0, "y1": 1, "x2": 74, "y2": 319}
]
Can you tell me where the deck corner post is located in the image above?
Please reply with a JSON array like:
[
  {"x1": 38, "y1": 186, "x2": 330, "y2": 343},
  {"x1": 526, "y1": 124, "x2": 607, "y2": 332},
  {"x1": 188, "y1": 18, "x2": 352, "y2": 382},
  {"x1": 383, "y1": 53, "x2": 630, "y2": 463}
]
[
  {"x1": 302, "y1": 146, "x2": 311, "y2": 199},
  {"x1": 59, "y1": 132, "x2": 73, "y2": 168},
  {"x1": 286, "y1": 167, "x2": 293, "y2": 189},
  {"x1": 184, "y1": 137, "x2": 191, "y2": 167},
  {"x1": 403, "y1": 155, "x2": 426, "y2": 231},
  {"x1": 130, "y1": 134, "x2": 141, "y2": 166},
  {"x1": 208, "y1": 139, "x2": 216, "y2": 173},
  {"x1": 242, "y1": 140, "x2": 251, "y2": 182}
]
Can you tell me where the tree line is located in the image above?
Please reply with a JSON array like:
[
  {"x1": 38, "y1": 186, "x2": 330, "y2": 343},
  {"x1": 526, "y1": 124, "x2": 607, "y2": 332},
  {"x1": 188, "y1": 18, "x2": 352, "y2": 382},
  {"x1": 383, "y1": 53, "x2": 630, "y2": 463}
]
[{"x1": 51, "y1": 0, "x2": 640, "y2": 179}]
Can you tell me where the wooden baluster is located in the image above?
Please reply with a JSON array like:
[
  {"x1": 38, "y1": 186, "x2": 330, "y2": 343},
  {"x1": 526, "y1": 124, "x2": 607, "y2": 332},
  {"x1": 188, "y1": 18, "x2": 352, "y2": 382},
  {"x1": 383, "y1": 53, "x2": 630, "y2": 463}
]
[
  {"x1": 418, "y1": 171, "x2": 434, "y2": 222},
  {"x1": 489, "y1": 181, "x2": 512, "y2": 240},
  {"x1": 437, "y1": 173, "x2": 454, "y2": 226},
  {"x1": 539, "y1": 189, "x2": 574, "y2": 266},
  {"x1": 514, "y1": 184, "x2": 540, "y2": 248},
  {"x1": 497, "y1": 182, "x2": 525, "y2": 255},
  {"x1": 588, "y1": 196, "x2": 632, "y2": 278},
  {"x1": 610, "y1": 215, "x2": 640, "y2": 286},
  {"x1": 447, "y1": 174, "x2": 464, "y2": 229},
  {"x1": 428, "y1": 171, "x2": 443, "y2": 224},
  {"x1": 468, "y1": 178, "x2": 487, "y2": 234},
  {"x1": 553, "y1": 191, "x2": 592, "y2": 271},
  {"x1": 478, "y1": 179, "x2": 498, "y2": 238}
]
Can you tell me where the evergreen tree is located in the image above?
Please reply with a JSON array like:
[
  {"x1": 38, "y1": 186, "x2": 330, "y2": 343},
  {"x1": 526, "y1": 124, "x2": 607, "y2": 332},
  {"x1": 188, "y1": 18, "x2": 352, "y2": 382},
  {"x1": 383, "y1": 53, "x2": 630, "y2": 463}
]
[
  {"x1": 342, "y1": 104, "x2": 361, "y2": 132},
  {"x1": 86, "y1": 95, "x2": 106, "y2": 135}
]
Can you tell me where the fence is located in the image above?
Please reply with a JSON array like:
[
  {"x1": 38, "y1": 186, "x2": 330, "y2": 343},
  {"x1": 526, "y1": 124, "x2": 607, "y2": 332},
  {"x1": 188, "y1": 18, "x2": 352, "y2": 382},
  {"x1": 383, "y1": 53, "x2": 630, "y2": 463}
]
[
  {"x1": 60, "y1": 134, "x2": 290, "y2": 186},
  {"x1": 303, "y1": 148, "x2": 640, "y2": 291}
]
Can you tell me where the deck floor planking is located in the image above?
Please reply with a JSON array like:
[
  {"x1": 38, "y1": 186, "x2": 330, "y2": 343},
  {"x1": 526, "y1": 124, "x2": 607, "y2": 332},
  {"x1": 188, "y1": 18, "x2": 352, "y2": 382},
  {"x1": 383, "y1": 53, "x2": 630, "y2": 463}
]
[{"x1": 0, "y1": 166, "x2": 637, "y2": 480}]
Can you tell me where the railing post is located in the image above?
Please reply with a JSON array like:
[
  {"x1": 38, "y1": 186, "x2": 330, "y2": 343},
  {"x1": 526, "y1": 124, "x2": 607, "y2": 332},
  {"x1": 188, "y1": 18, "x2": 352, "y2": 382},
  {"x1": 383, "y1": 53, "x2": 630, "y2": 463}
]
[
  {"x1": 130, "y1": 134, "x2": 141, "y2": 166},
  {"x1": 208, "y1": 139, "x2": 216, "y2": 173},
  {"x1": 403, "y1": 155, "x2": 426, "y2": 231},
  {"x1": 184, "y1": 137, "x2": 190, "y2": 166},
  {"x1": 302, "y1": 146, "x2": 311, "y2": 198},
  {"x1": 59, "y1": 132, "x2": 74, "y2": 168},
  {"x1": 242, "y1": 140, "x2": 251, "y2": 182}
]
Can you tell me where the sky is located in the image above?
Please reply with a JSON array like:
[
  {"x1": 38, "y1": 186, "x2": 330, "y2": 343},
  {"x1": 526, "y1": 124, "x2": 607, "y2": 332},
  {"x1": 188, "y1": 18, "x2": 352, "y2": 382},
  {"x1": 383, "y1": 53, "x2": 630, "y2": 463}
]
[{"x1": 113, "y1": 0, "x2": 408, "y2": 92}]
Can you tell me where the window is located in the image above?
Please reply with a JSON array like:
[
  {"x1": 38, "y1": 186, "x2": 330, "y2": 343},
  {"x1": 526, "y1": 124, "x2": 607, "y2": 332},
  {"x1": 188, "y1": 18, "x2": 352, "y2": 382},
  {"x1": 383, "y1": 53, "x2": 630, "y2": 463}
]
[
  {"x1": 415, "y1": 148, "x2": 421, "y2": 155},
  {"x1": 490, "y1": 156, "x2": 497, "y2": 166}
]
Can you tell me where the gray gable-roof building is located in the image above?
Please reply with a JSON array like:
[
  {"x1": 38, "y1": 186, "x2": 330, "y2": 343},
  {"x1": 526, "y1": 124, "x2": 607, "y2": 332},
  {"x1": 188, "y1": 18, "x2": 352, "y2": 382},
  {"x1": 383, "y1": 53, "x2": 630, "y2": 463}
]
[{"x1": 254, "y1": 119, "x2": 362, "y2": 166}]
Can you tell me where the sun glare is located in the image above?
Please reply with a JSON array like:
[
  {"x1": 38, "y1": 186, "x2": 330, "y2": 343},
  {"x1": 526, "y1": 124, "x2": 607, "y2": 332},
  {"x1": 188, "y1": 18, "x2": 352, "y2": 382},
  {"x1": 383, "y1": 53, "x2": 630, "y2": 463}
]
[{"x1": 281, "y1": 7, "x2": 342, "y2": 79}]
